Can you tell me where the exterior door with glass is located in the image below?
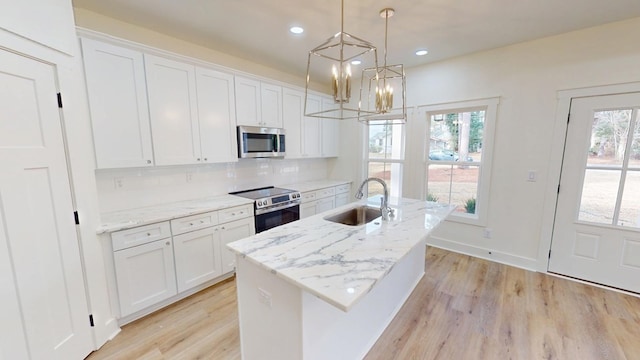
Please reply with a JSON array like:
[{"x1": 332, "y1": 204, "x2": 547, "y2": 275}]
[{"x1": 549, "y1": 93, "x2": 640, "y2": 293}]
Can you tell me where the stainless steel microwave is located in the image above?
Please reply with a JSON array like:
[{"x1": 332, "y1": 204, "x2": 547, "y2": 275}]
[{"x1": 237, "y1": 126, "x2": 286, "y2": 158}]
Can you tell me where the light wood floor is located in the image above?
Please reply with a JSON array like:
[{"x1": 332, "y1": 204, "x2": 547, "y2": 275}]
[{"x1": 87, "y1": 247, "x2": 640, "y2": 360}]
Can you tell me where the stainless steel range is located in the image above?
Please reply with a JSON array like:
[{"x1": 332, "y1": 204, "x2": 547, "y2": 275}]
[{"x1": 230, "y1": 186, "x2": 301, "y2": 233}]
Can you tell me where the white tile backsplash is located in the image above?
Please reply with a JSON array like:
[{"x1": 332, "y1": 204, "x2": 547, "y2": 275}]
[{"x1": 95, "y1": 158, "x2": 329, "y2": 212}]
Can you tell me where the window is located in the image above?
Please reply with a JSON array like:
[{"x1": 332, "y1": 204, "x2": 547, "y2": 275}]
[
  {"x1": 421, "y1": 98, "x2": 499, "y2": 225},
  {"x1": 366, "y1": 120, "x2": 405, "y2": 198}
]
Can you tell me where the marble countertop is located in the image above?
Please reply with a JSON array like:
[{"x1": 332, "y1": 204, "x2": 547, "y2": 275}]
[
  {"x1": 281, "y1": 179, "x2": 351, "y2": 193},
  {"x1": 97, "y1": 195, "x2": 255, "y2": 234},
  {"x1": 227, "y1": 196, "x2": 455, "y2": 311}
]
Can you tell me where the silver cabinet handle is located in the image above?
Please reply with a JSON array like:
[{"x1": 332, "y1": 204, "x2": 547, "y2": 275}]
[
  {"x1": 204, "y1": 158, "x2": 208, "y2": 161},
  {"x1": 147, "y1": 232, "x2": 151, "y2": 236},
  {"x1": 165, "y1": 241, "x2": 171, "y2": 246},
  {"x1": 147, "y1": 160, "x2": 152, "y2": 164}
]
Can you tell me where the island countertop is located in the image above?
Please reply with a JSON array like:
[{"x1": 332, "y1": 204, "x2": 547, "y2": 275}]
[{"x1": 227, "y1": 197, "x2": 455, "y2": 311}]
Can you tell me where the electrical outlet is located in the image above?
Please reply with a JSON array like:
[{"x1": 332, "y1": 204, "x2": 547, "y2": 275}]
[
  {"x1": 186, "y1": 172, "x2": 193, "y2": 183},
  {"x1": 258, "y1": 287, "x2": 272, "y2": 308},
  {"x1": 483, "y1": 228, "x2": 492, "y2": 239},
  {"x1": 527, "y1": 170, "x2": 537, "y2": 182},
  {"x1": 114, "y1": 177, "x2": 124, "y2": 189}
]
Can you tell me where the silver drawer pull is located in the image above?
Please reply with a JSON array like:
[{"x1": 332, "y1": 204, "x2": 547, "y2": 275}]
[
  {"x1": 231, "y1": 212, "x2": 235, "y2": 216},
  {"x1": 200, "y1": 220, "x2": 204, "y2": 224},
  {"x1": 165, "y1": 241, "x2": 171, "y2": 246},
  {"x1": 189, "y1": 222, "x2": 194, "y2": 226},
  {"x1": 147, "y1": 232, "x2": 151, "y2": 236}
]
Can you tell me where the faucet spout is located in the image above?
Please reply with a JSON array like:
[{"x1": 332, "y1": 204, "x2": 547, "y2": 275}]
[{"x1": 355, "y1": 177, "x2": 393, "y2": 220}]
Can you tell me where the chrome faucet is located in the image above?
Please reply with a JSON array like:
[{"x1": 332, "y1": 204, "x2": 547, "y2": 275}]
[{"x1": 355, "y1": 177, "x2": 394, "y2": 220}]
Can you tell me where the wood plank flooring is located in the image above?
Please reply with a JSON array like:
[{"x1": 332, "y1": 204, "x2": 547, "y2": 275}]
[{"x1": 86, "y1": 247, "x2": 640, "y2": 359}]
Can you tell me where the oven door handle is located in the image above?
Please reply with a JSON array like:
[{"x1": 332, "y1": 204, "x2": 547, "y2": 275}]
[{"x1": 255, "y1": 201, "x2": 300, "y2": 215}]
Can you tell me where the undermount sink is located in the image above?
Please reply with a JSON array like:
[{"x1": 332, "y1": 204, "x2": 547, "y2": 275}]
[{"x1": 324, "y1": 206, "x2": 382, "y2": 226}]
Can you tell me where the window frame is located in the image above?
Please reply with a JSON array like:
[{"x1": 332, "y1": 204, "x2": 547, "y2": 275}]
[
  {"x1": 364, "y1": 121, "x2": 406, "y2": 199},
  {"x1": 420, "y1": 97, "x2": 499, "y2": 226}
]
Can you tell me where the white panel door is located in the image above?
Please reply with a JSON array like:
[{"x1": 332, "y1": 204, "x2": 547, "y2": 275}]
[
  {"x1": 114, "y1": 239, "x2": 177, "y2": 317},
  {"x1": 219, "y1": 217, "x2": 255, "y2": 274},
  {"x1": 234, "y1": 76, "x2": 261, "y2": 126},
  {"x1": 549, "y1": 93, "x2": 640, "y2": 293},
  {"x1": 145, "y1": 54, "x2": 200, "y2": 165},
  {"x1": 196, "y1": 67, "x2": 238, "y2": 163},
  {"x1": 261, "y1": 83, "x2": 283, "y2": 128},
  {"x1": 303, "y1": 95, "x2": 321, "y2": 157},
  {"x1": 80, "y1": 38, "x2": 154, "y2": 168},
  {"x1": 282, "y1": 87, "x2": 304, "y2": 159},
  {"x1": 173, "y1": 227, "x2": 222, "y2": 293},
  {"x1": 0, "y1": 49, "x2": 92, "y2": 359}
]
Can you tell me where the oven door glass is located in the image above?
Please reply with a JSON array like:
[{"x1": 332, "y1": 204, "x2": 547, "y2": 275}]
[{"x1": 255, "y1": 204, "x2": 300, "y2": 233}]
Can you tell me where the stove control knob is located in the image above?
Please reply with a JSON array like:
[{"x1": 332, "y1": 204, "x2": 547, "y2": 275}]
[{"x1": 257, "y1": 201, "x2": 263, "y2": 206}]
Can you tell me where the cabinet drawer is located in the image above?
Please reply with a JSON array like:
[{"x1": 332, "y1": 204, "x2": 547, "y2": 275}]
[
  {"x1": 171, "y1": 211, "x2": 218, "y2": 235},
  {"x1": 335, "y1": 183, "x2": 350, "y2": 194},
  {"x1": 316, "y1": 187, "x2": 335, "y2": 199},
  {"x1": 218, "y1": 204, "x2": 253, "y2": 223},
  {"x1": 112, "y1": 221, "x2": 171, "y2": 251},
  {"x1": 301, "y1": 191, "x2": 317, "y2": 202}
]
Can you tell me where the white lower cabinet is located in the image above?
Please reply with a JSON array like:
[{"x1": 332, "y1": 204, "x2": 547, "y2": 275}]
[
  {"x1": 219, "y1": 217, "x2": 255, "y2": 273},
  {"x1": 173, "y1": 227, "x2": 222, "y2": 293},
  {"x1": 110, "y1": 204, "x2": 254, "y2": 319},
  {"x1": 299, "y1": 183, "x2": 351, "y2": 219},
  {"x1": 113, "y1": 237, "x2": 177, "y2": 317}
]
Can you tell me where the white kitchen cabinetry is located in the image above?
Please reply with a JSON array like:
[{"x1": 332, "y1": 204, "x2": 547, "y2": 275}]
[
  {"x1": 81, "y1": 38, "x2": 154, "y2": 168},
  {"x1": 109, "y1": 203, "x2": 254, "y2": 319},
  {"x1": 145, "y1": 54, "x2": 201, "y2": 166},
  {"x1": 235, "y1": 76, "x2": 282, "y2": 127},
  {"x1": 112, "y1": 222, "x2": 177, "y2": 317},
  {"x1": 299, "y1": 184, "x2": 351, "y2": 219},
  {"x1": 282, "y1": 88, "x2": 325, "y2": 159},
  {"x1": 282, "y1": 87, "x2": 304, "y2": 159},
  {"x1": 196, "y1": 68, "x2": 238, "y2": 163},
  {"x1": 321, "y1": 97, "x2": 340, "y2": 157},
  {"x1": 334, "y1": 183, "x2": 351, "y2": 207},
  {"x1": 219, "y1": 217, "x2": 255, "y2": 273}
]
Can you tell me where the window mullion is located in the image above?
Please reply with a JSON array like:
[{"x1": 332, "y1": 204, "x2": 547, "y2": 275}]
[{"x1": 612, "y1": 108, "x2": 639, "y2": 225}]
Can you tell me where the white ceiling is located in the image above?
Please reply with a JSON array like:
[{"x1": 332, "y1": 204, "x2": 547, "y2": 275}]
[{"x1": 72, "y1": 0, "x2": 640, "y2": 79}]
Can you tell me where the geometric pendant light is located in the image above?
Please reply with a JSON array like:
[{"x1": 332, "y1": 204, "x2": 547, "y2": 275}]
[
  {"x1": 304, "y1": 0, "x2": 379, "y2": 120},
  {"x1": 359, "y1": 8, "x2": 407, "y2": 124}
]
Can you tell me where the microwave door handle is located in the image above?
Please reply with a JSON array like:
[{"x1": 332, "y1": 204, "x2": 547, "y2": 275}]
[{"x1": 274, "y1": 134, "x2": 279, "y2": 153}]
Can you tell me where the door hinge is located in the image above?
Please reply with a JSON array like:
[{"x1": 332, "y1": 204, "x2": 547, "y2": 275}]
[
  {"x1": 567, "y1": 112, "x2": 570, "y2": 123},
  {"x1": 557, "y1": 184, "x2": 560, "y2": 194},
  {"x1": 74, "y1": 211, "x2": 80, "y2": 225},
  {"x1": 57, "y1": 93, "x2": 63, "y2": 108},
  {"x1": 548, "y1": 249, "x2": 552, "y2": 259},
  {"x1": 89, "y1": 314, "x2": 94, "y2": 327}
]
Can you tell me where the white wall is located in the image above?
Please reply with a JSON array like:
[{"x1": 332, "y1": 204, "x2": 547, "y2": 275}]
[
  {"x1": 337, "y1": 16, "x2": 640, "y2": 270},
  {"x1": 96, "y1": 158, "x2": 329, "y2": 212}
]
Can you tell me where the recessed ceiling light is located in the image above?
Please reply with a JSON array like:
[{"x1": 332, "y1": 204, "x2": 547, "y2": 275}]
[
  {"x1": 351, "y1": 60, "x2": 362, "y2": 65},
  {"x1": 290, "y1": 26, "x2": 304, "y2": 34},
  {"x1": 415, "y1": 49, "x2": 428, "y2": 56}
]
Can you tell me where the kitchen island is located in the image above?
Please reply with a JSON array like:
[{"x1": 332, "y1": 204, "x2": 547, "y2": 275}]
[{"x1": 227, "y1": 197, "x2": 454, "y2": 360}]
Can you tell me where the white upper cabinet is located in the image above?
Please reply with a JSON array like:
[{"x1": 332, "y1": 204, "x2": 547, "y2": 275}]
[
  {"x1": 261, "y1": 82, "x2": 283, "y2": 127},
  {"x1": 304, "y1": 94, "x2": 322, "y2": 157},
  {"x1": 81, "y1": 38, "x2": 154, "y2": 169},
  {"x1": 282, "y1": 87, "x2": 304, "y2": 159},
  {"x1": 321, "y1": 97, "x2": 340, "y2": 157},
  {"x1": 145, "y1": 54, "x2": 201, "y2": 166},
  {"x1": 235, "y1": 76, "x2": 282, "y2": 128},
  {"x1": 196, "y1": 68, "x2": 238, "y2": 163}
]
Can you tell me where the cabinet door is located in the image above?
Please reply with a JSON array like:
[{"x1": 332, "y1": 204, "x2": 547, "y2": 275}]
[
  {"x1": 261, "y1": 83, "x2": 283, "y2": 127},
  {"x1": 196, "y1": 67, "x2": 238, "y2": 163},
  {"x1": 300, "y1": 201, "x2": 318, "y2": 219},
  {"x1": 235, "y1": 76, "x2": 261, "y2": 126},
  {"x1": 335, "y1": 192, "x2": 350, "y2": 207},
  {"x1": 173, "y1": 227, "x2": 222, "y2": 293},
  {"x1": 321, "y1": 97, "x2": 340, "y2": 157},
  {"x1": 81, "y1": 38, "x2": 154, "y2": 168},
  {"x1": 114, "y1": 239, "x2": 177, "y2": 317},
  {"x1": 303, "y1": 94, "x2": 322, "y2": 157},
  {"x1": 145, "y1": 54, "x2": 200, "y2": 165},
  {"x1": 316, "y1": 197, "x2": 336, "y2": 214},
  {"x1": 282, "y1": 87, "x2": 304, "y2": 159},
  {"x1": 220, "y1": 217, "x2": 255, "y2": 274}
]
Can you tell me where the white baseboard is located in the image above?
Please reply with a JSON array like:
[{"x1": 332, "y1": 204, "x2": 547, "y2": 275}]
[{"x1": 427, "y1": 235, "x2": 539, "y2": 271}]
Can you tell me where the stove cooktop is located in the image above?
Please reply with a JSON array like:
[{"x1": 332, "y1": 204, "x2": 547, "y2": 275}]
[{"x1": 230, "y1": 186, "x2": 301, "y2": 210}]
